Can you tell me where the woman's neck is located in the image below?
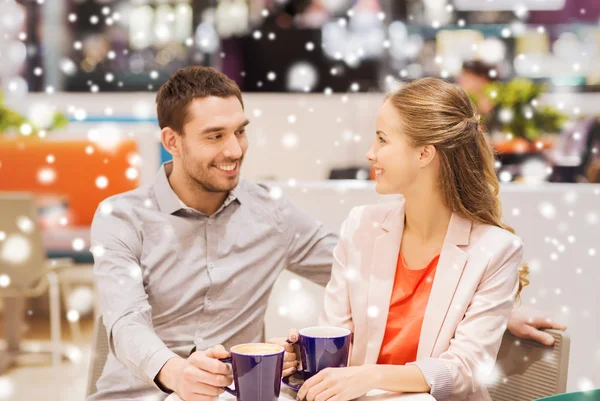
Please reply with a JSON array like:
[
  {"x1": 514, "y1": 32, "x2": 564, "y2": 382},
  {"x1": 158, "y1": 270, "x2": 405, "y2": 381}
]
[{"x1": 403, "y1": 185, "x2": 452, "y2": 243}]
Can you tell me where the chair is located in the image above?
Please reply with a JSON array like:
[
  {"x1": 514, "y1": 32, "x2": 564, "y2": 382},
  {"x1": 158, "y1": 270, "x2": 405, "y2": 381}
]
[
  {"x1": 86, "y1": 315, "x2": 109, "y2": 397},
  {"x1": 488, "y1": 329, "x2": 570, "y2": 401},
  {"x1": 536, "y1": 389, "x2": 600, "y2": 401},
  {"x1": 0, "y1": 192, "x2": 71, "y2": 373}
]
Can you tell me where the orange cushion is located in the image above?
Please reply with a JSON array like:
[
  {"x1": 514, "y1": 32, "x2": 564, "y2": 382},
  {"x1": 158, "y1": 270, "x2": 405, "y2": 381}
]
[{"x1": 0, "y1": 138, "x2": 139, "y2": 226}]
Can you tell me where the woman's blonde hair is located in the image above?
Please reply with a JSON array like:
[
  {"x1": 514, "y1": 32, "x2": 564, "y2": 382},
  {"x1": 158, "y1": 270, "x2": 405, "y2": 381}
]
[{"x1": 387, "y1": 77, "x2": 529, "y2": 297}]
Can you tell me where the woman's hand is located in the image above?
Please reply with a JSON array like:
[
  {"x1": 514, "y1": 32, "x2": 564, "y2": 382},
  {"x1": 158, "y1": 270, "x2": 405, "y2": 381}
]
[
  {"x1": 267, "y1": 328, "x2": 300, "y2": 377},
  {"x1": 297, "y1": 366, "x2": 377, "y2": 401}
]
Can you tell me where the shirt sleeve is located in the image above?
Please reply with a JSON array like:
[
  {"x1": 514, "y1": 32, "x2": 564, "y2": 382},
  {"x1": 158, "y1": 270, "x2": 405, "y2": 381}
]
[
  {"x1": 280, "y1": 195, "x2": 338, "y2": 287},
  {"x1": 91, "y1": 200, "x2": 178, "y2": 391}
]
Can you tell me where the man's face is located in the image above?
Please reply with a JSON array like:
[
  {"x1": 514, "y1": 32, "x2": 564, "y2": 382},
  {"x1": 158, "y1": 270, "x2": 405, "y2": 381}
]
[
  {"x1": 178, "y1": 96, "x2": 249, "y2": 193},
  {"x1": 457, "y1": 70, "x2": 489, "y2": 94}
]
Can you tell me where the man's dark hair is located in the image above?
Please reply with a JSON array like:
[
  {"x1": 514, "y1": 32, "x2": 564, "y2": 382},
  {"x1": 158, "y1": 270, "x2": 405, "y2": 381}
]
[
  {"x1": 462, "y1": 60, "x2": 499, "y2": 81},
  {"x1": 156, "y1": 66, "x2": 243, "y2": 135}
]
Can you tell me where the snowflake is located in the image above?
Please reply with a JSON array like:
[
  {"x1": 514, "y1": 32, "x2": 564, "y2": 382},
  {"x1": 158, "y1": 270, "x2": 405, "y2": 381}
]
[
  {"x1": 538, "y1": 202, "x2": 556, "y2": 219},
  {"x1": 67, "y1": 310, "x2": 80, "y2": 323},
  {"x1": 367, "y1": 306, "x2": 379, "y2": 318},
  {"x1": 0, "y1": 377, "x2": 15, "y2": 399},
  {"x1": 278, "y1": 306, "x2": 289, "y2": 317},
  {"x1": 126, "y1": 167, "x2": 139, "y2": 180},
  {"x1": 288, "y1": 279, "x2": 302, "y2": 292},
  {"x1": 578, "y1": 377, "x2": 595, "y2": 392},
  {"x1": 90, "y1": 245, "x2": 105, "y2": 259},
  {"x1": 282, "y1": 133, "x2": 299, "y2": 149},
  {"x1": 16, "y1": 216, "x2": 34, "y2": 234},
  {"x1": 1, "y1": 235, "x2": 31, "y2": 264},
  {"x1": 96, "y1": 176, "x2": 109, "y2": 189},
  {"x1": 269, "y1": 186, "x2": 283, "y2": 200},
  {"x1": 0, "y1": 275, "x2": 11, "y2": 288},
  {"x1": 72, "y1": 238, "x2": 85, "y2": 252}
]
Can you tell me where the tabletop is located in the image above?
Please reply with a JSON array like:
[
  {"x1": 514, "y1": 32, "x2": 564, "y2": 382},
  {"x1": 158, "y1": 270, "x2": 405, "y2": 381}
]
[{"x1": 166, "y1": 387, "x2": 435, "y2": 401}]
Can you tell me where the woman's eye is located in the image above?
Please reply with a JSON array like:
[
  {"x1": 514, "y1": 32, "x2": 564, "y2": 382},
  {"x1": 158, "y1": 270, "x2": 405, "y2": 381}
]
[{"x1": 378, "y1": 136, "x2": 386, "y2": 143}]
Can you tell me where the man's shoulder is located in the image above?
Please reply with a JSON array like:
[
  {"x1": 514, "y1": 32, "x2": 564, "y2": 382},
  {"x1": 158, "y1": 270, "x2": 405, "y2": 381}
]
[
  {"x1": 237, "y1": 178, "x2": 273, "y2": 199},
  {"x1": 235, "y1": 179, "x2": 305, "y2": 226},
  {"x1": 98, "y1": 184, "x2": 154, "y2": 212},
  {"x1": 236, "y1": 179, "x2": 288, "y2": 210},
  {"x1": 91, "y1": 184, "x2": 154, "y2": 233}
]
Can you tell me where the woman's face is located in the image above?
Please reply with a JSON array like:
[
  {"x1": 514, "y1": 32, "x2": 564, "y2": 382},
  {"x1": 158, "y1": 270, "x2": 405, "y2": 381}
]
[{"x1": 366, "y1": 100, "x2": 425, "y2": 195}]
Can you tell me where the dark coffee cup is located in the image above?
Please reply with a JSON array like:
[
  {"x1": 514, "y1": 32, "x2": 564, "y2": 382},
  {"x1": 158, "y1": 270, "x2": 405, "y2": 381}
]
[
  {"x1": 290, "y1": 326, "x2": 351, "y2": 379},
  {"x1": 219, "y1": 343, "x2": 285, "y2": 401}
]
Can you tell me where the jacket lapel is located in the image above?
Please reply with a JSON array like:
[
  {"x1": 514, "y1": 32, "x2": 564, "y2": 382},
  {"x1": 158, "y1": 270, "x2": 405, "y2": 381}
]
[
  {"x1": 364, "y1": 203, "x2": 405, "y2": 364},
  {"x1": 417, "y1": 213, "x2": 472, "y2": 359}
]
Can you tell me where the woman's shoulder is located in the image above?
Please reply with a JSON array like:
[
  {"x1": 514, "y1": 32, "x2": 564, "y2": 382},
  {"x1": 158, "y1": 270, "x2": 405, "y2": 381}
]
[
  {"x1": 344, "y1": 200, "x2": 405, "y2": 232},
  {"x1": 470, "y1": 222, "x2": 524, "y2": 259}
]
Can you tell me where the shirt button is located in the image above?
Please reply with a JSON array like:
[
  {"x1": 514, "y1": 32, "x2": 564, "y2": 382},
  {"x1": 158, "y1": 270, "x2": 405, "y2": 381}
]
[
  {"x1": 206, "y1": 299, "x2": 212, "y2": 306},
  {"x1": 208, "y1": 219, "x2": 212, "y2": 226},
  {"x1": 208, "y1": 262, "x2": 215, "y2": 269}
]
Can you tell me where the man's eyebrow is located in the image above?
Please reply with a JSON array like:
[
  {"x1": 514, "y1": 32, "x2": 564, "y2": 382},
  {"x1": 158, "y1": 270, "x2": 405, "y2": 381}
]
[{"x1": 201, "y1": 120, "x2": 250, "y2": 135}]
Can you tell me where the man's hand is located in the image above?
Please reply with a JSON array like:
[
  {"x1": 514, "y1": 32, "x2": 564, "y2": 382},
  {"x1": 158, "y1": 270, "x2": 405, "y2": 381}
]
[
  {"x1": 267, "y1": 328, "x2": 300, "y2": 377},
  {"x1": 508, "y1": 307, "x2": 567, "y2": 346},
  {"x1": 157, "y1": 345, "x2": 233, "y2": 401}
]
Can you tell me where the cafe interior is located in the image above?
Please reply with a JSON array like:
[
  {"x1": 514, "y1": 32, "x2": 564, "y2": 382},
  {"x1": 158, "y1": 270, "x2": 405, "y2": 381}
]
[{"x1": 0, "y1": 0, "x2": 599, "y2": 400}]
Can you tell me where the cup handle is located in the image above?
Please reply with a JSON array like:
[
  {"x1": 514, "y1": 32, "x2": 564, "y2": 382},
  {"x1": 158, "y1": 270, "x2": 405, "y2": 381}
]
[
  {"x1": 218, "y1": 357, "x2": 236, "y2": 396},
  {"x1": 286, "y1": 339, "x2": 303, "y2": 374}
]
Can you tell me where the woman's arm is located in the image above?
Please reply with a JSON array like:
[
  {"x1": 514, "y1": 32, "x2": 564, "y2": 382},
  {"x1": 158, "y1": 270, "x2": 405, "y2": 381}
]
[
  {"x1": 407, "y1": 238, "x2": 523, "y2": 401},
  {"x1": 318, "y1": 209, "x2": 357, "y2": 332},
  {"x1": 298, "y1": 364, "x2": 431, "y2": 401},
  {"x1": 371, "y1": 364, "x2": 431, "y2": 393}
]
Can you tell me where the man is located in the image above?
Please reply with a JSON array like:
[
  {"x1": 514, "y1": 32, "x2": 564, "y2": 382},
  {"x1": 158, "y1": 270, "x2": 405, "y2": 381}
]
[
  {"x1": 89, "y1": 66, "x2": 336, "y2": 401},
  {"x1": 89, "y1": 66, "x2": 564, "y2": 401},
  {"x1": 456, "y1": 60, "x2": 497, "y2": 119}
]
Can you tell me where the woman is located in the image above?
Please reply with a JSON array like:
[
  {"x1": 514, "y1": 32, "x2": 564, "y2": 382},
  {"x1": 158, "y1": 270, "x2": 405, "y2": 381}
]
[{"x1": 297, "y1": 77, "x2": 527, "y2": 401}]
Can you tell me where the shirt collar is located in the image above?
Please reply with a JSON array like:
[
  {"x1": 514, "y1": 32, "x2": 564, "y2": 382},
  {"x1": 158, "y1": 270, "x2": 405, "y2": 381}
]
[{"x1": 153, "y1": 161, "x2": 245, "y2": 215}]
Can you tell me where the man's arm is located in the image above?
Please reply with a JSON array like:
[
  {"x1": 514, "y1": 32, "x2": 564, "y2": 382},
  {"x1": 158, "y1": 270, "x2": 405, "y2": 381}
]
[
  {"x1": 91, "y1": 202, "x2": 178, "y2": 390},
  {"x1": 508, "y1": 306, "x2": 567, "y2": 346},
  {"x1": 280, "y1": 195, "x2": 338, "y2": 287}
]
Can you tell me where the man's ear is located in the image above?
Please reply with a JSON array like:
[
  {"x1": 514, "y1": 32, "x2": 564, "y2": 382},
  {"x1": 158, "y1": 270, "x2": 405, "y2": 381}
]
[{"x1": 161, "y1": 127, "x2": 180, "y2": 157}]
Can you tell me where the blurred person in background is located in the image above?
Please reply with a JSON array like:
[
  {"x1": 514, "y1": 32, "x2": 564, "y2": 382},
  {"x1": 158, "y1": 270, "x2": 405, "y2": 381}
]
[{"x1": 456, "y1": 60, "x2": 498, "y2": 123}]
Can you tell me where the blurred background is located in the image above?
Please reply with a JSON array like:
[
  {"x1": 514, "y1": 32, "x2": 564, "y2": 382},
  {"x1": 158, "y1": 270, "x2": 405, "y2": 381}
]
[{"x1": 0, "y1": 0, "x2": 599, "y2": 400}]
